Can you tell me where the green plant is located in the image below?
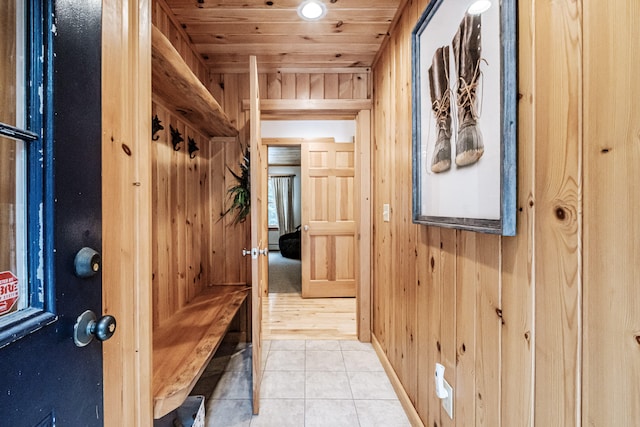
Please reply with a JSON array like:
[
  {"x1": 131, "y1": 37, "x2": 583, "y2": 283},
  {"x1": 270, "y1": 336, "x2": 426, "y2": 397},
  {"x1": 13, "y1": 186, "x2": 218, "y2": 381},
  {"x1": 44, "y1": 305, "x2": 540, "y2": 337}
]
[{"x1": 221, "y1": 145, "x2": 250, "y2": 225}]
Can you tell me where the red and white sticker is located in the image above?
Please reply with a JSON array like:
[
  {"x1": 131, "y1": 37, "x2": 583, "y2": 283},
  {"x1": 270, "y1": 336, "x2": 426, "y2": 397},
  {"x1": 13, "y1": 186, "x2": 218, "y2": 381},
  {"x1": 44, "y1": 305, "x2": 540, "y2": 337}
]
[{"x1": 0, "y1": 271, "x2": 19, "y2": 317}]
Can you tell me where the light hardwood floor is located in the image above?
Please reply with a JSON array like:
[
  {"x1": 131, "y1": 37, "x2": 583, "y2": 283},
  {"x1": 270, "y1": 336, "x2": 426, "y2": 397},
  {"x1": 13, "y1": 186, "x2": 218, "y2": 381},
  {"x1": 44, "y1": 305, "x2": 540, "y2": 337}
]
[{"x1": 263, "y1": 292, "x2": 357, "y2": 340}]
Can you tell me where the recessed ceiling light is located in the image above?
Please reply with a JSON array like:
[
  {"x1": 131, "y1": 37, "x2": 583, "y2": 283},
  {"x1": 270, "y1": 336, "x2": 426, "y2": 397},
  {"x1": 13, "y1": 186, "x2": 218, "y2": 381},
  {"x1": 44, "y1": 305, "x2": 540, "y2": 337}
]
[
  {"x1": 298, "y1": 0, "x2": 327, "y2": 21},
  {"x1": 467, "y1": 0, "x2": 492, "y2": 14}
]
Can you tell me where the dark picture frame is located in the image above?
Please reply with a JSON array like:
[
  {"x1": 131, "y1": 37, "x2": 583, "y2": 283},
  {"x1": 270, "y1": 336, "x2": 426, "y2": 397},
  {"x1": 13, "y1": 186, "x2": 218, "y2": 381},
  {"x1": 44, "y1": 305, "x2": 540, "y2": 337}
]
[{"x1": 411, "y1": 0, "x2": 517, "y2": 235}]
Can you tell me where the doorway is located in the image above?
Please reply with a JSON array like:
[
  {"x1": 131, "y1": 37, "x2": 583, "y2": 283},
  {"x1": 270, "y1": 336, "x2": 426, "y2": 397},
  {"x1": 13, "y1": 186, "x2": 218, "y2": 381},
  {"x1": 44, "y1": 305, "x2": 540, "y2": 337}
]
[
  {"x1": 262, "y1": 120, "x2": 359, "y2": 340},
  {"x1": 267, "y1": 146, "x2": 303, "y2": 295}
]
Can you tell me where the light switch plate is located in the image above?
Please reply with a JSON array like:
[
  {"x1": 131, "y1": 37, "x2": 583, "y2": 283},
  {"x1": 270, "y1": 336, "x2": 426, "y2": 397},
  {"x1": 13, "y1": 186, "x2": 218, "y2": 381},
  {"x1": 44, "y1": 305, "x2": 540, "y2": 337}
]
[
  {"x1": 383, "y1": 204, "x2": 390, "y2": 222},
  {"x1": 442, "y1": 378, "x2": 453, "y2": 419}
]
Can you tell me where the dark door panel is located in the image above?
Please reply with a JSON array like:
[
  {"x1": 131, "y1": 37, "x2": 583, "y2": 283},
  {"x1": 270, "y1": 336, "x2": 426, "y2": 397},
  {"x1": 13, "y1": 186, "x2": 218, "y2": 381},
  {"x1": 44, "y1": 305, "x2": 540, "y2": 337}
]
[{"x1": 0, "y1": 0, "x2": 104, "y2": 425}]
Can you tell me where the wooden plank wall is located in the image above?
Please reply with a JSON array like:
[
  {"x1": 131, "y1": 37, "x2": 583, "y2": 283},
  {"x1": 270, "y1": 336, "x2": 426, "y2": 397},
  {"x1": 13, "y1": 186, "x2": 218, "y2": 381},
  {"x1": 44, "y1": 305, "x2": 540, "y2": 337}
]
[
  {"x1": 582, "y1": 1, "x2": 640, "y2": 426},
  {"x1": 102, "y1": 0, "x2": 153, "y2": 424},
  {"x1": 151, "y1": 0, "x2": 236, "y2": 328},
  {"x1": 372, "y1": 0, "x2": 639, "y2": 426},
  {"x1": 151, "y1": 101, "x2": 213, "y2": 328}
]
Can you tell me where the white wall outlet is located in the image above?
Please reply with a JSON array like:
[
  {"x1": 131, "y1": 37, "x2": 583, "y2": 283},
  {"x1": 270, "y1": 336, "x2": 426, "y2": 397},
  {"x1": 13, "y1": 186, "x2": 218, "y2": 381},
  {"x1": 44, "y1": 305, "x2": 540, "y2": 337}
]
[
  {"x1": 442, "y1": 378, "x2": 453, "y2": 419},
  {"x1": 383, "y1": 204, "x2": 390, "y2": 222}
]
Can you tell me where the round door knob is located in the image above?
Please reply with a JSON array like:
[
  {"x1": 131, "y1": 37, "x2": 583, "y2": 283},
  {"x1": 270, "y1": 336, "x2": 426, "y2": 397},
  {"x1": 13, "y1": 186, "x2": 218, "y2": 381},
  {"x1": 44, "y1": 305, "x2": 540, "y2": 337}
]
[
  {"x1": 73, "y1": 310, "x2": 117, "y2": 347},
  {"x1": 92, "y1": 315, "x2": 117, "y2": 342},
  {"x1": 74, "y1": 247, "x2": 101, "y2": 278}
]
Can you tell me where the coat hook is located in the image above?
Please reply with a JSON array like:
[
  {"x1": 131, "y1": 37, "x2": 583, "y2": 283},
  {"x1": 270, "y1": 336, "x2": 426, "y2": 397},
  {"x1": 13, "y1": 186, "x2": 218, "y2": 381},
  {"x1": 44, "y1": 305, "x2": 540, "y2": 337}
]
[
  {"x1": 188, "y1": 137, "x2": 200, "y2": 159},
  {"x1": 152, "y1": 115, "x2": 164, "y2": 141},
  {"x1": 170, "y1": 125, "x2": 183, "y2": 151}
]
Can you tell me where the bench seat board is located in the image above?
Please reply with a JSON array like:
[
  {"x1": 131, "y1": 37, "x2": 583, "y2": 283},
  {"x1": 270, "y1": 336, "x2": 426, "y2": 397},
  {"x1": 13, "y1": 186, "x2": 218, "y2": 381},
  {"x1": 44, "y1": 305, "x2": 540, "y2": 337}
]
[{"x1": 152, "y1": 285, "x2": 249, "y2": 419}]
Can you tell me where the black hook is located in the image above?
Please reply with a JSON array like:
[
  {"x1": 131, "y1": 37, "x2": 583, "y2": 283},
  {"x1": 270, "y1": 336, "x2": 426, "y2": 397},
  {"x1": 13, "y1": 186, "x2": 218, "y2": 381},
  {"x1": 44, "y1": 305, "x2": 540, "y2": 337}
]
[
  {"x1": 188, "y1": 137, "x2": 200, "y2": 159},
  {"x1": 152, "y1": 115, "x2": 164, "y2": 141},
  {"x1": 170, "y1": 125, "x2": 183, "y2": 151}
]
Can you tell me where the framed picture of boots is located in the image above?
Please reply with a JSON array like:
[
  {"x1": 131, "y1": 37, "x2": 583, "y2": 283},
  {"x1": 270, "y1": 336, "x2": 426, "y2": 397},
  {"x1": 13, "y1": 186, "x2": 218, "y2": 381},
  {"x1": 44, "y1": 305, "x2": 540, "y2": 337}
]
[{"x1": 411, "y1": 0, "x2": 516, "y2": 236}]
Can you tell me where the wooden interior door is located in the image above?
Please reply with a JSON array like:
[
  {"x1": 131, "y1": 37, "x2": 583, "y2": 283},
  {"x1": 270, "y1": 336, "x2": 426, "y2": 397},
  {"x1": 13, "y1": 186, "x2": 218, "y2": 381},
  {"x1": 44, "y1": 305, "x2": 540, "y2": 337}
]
[
  {"x1": 249, "y1": 55, "x2": 267, "y2": 415},
  {"x1": 301, "y1": 141, "x2": 357, "y2": 298}
]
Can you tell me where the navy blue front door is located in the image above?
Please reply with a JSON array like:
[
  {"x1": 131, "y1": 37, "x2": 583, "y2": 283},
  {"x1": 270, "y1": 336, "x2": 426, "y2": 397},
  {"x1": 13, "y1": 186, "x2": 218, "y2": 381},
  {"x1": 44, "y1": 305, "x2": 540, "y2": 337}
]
[{"x1": 0, "y1": 0, "x2": 104, "y2": 425}]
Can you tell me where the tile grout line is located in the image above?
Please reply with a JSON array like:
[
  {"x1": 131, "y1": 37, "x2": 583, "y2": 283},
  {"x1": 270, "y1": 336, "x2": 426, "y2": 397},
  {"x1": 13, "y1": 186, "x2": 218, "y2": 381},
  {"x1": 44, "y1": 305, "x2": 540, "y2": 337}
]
[{"x1": 343, "y1": 346, "x2": 362, "y2": 427}]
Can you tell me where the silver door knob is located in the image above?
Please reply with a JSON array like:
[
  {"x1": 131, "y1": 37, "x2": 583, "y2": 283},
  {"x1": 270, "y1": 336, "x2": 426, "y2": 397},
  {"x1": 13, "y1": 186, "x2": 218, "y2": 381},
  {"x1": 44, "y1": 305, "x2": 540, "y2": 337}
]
[
  {"x1": 74, "y1": 310, "x2": 117, "y2": 347},
  {"x1": 259, "y1": 248, "x2": 269, "y2": 256},
  {"x1": 242, "y1": 249, "x2": 250, "y2": 256},
  {"x1": 304, "y1": 225, "x2": 309, "y2": 231}
]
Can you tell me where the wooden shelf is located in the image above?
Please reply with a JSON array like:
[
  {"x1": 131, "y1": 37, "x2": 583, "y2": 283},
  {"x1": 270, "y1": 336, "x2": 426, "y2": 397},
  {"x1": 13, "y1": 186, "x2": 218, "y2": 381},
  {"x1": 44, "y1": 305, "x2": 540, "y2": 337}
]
[
  {"x1": 152, "y1": 285, "x2": 249, "y2": 419},
  {"x1": 152, "y1": 25, "x2": 238, "y2": 138}
]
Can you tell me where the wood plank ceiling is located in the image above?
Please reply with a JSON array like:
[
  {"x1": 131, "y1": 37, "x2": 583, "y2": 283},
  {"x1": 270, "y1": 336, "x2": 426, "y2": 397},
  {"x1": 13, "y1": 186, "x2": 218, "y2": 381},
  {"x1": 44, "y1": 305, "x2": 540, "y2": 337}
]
[{"x1": 163, "y1": 0, "x2": 404, "y2": 72}]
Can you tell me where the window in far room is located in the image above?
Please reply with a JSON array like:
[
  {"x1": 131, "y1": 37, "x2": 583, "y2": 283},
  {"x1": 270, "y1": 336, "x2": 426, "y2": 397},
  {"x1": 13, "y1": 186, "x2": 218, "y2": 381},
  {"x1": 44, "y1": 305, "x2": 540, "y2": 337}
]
[{"x1": 267, "y1": 178, "x2": 278, "y2": 228}]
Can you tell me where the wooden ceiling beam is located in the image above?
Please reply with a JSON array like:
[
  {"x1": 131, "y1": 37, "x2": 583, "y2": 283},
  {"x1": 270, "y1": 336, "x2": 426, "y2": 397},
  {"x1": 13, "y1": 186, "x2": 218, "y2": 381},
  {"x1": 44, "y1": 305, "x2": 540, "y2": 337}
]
[
  {"x1": 183, "y1": 22, "x2": 392, "y2": 35},
  {"x1": 196, "y1": 43, "x2": 380, "y2": 55},
  {"x1": 172, "y1": 9, "x2": 396, "y2": 22},
  {"x1": 241, "y1": 99, "x2": 371, "y2": 114}
]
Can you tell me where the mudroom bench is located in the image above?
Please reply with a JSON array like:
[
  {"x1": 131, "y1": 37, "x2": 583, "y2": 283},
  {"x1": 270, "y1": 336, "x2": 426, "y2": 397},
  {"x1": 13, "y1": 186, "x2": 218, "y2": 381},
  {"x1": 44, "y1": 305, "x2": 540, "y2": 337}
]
[{"x1": 152, "y1": 285, "x2": 249, "y2": 419}]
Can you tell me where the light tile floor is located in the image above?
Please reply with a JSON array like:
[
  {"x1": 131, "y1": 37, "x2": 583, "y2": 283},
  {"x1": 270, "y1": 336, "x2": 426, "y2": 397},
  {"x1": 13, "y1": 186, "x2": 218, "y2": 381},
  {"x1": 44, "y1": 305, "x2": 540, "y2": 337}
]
[{"x1": 202, "y1": 339, "x2": 411, "y2": 427}]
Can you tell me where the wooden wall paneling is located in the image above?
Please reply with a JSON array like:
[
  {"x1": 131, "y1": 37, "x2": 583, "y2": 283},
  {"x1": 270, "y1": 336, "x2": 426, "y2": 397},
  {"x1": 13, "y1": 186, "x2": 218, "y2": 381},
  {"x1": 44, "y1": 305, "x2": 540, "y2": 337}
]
[
  {"x1": 102, "y1": 0, "x2": 153, "y2": 423},
  {"x1": 500, "y1": 0, "x2": 535, "y2": 425},
  {"x1": 416, "y1": 227, "x2": 440, "y2": 427},
  {"x1": 295, "y1": 73, "x2": 310, "y2": 100},
  {"x1": 199, "y1": 137, "x2": 210, "y2": 290},
  {"x1": 309, "y1": 74, "x2": 324, "y2": 99},
  {"x1": 533, "y1": 0, "x2": 582, "y2": 425},
  {"x1": 356, "y1": 110, "x2": 372, "y2": 342},
  {"x1": 173, "y1": 118, "x2": 188, "y2": 308},
  {"x1": 185, "y1": 125, "x2": 202, "y2": 302},
  {"x1": 439, "y1": 228, "x2": 457, "y2": 427},
  {"x1": 281, "y1": 73, "x2": 296, "y2": 99},
  {"x1": 151, "y1": 50, "x2": 160, "y2": 327},
  {"x1": 239, "y1": 73, "x2": 253, "y2": 284},
  {"x1": 152, "y1": 102, "x2": 174, "y2": 328},
  {"x1": 208, "y1": 139, "x2": 226, "y2": 285},
  {"x1": 475, "y1": 234, "x2": 501, "y2": 427},
  {"x1": 583, "y1": 0, "x2": 640, "y2": 425},
  {"x1": 395, "y1": 8, "x2": 417, "y2": 402},
  {"x1": 324, "y1": 74, "x2": 339, "y2": 99},
  {"x1": 194, "y1": 131, "x2": 205, "y2": 297},
  {"x1": 266, "y1": 73, "x2": 282, "y2": 99},
  {"x1": 455, "y1": 231, "x2": 477, "y2": 425},
  {"x1": 258, "y1": 73, "x2": 268, "y2": 100},
  {"x1": 184, "y1": 125, "x2": 195, "y2": 302},
  {"x1": 386, "y1": 42, "x2": 398, "y2": 369},
  {"x1": 222, "y1": 74, "x2": 246, "y2": 283},
  {"x1": 373, "y1": 49, "x2": 392, "y2": 351},
  {"x1": 339, "y1": 74, "x2": 354, "y2": 99},
  {"x1": 209, "y1": 73, "x2": 225, "y2": 109},
  {"x1": 353, "y1": 73, "x2": 369, "y2": 100}
]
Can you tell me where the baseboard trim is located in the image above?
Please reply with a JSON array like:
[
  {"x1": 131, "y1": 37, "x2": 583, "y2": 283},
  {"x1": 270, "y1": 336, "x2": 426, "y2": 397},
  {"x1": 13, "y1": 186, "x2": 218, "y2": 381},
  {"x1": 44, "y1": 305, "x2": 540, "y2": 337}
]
[{"x1": 372, "y1": 334, "x2": 425, "y2": 427}]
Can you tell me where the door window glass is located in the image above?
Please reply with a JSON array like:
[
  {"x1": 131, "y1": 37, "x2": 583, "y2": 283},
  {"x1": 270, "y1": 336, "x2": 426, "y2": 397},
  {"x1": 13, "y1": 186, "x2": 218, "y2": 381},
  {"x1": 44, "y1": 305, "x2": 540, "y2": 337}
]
[
  {"x1": 0, "y1": 0, "x2": 28, "y2": 323},
  {"x1": 0, "y1": 135, "x2": 28, "y2": 321},
  {"x1": 0, "y1": 0, "x2": 55, "y2": 344}
]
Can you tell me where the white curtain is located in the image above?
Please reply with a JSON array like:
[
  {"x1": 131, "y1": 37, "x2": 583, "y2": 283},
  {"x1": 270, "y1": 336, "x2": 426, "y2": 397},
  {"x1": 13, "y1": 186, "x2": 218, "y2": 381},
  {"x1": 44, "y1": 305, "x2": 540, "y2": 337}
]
[{"x1": 271, "y1": 176, "x2": 295, "y2": 236}]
